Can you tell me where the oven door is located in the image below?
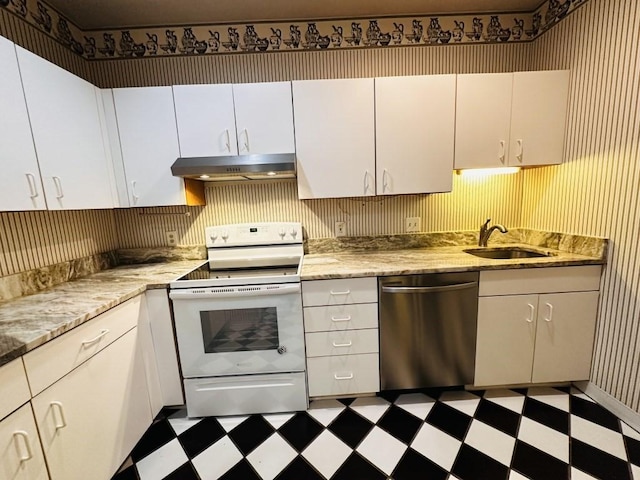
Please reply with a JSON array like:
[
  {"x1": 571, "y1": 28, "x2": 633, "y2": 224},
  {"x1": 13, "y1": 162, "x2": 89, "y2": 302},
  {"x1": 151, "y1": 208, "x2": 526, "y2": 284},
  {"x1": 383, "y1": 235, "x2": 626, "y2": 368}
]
[{"x1": 170, "y1": 283, "x2": 305, "y2": 378}]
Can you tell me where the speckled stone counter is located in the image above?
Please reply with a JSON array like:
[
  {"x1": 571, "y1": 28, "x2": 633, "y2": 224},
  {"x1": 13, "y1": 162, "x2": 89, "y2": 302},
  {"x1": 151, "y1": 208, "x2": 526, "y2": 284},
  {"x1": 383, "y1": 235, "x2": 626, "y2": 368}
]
[
  {"x1": 301, "y1": 243, "x2": 604, "y2": 280},
  {"x1": 0, "y1": 259, "x2": 206, "y2": 367}
]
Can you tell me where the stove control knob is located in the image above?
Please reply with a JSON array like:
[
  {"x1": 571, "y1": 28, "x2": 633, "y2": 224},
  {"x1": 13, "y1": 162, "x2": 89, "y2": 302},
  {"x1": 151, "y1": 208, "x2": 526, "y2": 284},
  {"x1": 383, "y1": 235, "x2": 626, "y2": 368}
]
[
  {"x1": 278, "y1": 228, "x2": 286, "y2": 239},
  {"x1": 277, "y1": 345, "x2": 286, "y2": 354},
  {"x1": 209, "y1": 232, "x2": 218, "y2": 243},
  {"x1": 290, "y1": 228, "x2": 298, "y2": 239},
  {"x1": 221, "y1": 230, "x2": 229, "y2": 242}
]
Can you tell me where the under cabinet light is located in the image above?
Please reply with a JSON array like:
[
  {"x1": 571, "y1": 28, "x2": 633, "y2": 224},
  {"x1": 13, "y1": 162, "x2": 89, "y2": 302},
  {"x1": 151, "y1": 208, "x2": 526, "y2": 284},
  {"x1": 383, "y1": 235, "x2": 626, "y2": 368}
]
[{"x1": 456, "y1": 167, "x2": 520, "y2": 178}]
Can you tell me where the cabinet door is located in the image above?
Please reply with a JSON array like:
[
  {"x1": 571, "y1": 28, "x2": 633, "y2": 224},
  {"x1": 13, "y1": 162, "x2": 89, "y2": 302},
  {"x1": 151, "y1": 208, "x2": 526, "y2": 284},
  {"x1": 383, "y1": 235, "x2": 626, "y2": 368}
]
[
  {"x1": 0, "y1": 404, "x2": 49, "y2": 480},
  {"x1": 375, "y1": 75, "x2": 455, "y2": 195},
  {"x1": 233, "y1": 82, "x2": 295, "y2": 154},
  {"x1": 293, "y1": 79, "x2": 375, "y2": 199},
  {"x1": 113, "y1": 87, "x2": 184, "y2": 207},
  {"x1": 173, "y1": 84, "x2": 238, "y2": 157},
  {"x1": 475, "y1": 295, "x2": 538, "y2": 386},
  {"x1": 532, "y1": 291, "x2": 599, "y2": 383},
  {"x1": 31, "y1": 329, "x2": 152, "y2": 480},
  {"x1": 0, "y1": 37, "x2": 46, "y2": 212},
  {"x1": 509, "y1": 70, "x2": 570, "y2": 166},
  {"x1": 454, "y1": 73, "x2": 513, "y2": 169},
  {"x1": 16, "y1": 46, "x2": 113, "y2": 210}
]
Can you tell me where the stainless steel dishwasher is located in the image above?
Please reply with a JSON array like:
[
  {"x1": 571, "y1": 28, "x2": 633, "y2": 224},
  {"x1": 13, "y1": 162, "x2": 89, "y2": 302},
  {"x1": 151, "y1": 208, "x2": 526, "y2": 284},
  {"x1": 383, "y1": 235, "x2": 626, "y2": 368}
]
[{"x1": 379, "y1": 272, "x2": 479, "y2": 390}]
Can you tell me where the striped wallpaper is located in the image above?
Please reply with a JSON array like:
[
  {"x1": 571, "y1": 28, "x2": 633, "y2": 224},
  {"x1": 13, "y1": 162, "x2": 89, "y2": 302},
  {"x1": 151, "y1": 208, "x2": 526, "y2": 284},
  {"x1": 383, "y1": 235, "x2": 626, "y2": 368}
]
[
  {"x1": 521, "y1": 0, "x2": 640, "y2": 411},
  {"x1": 115, "y1": 175, "x2": 523, "y2": 248}
]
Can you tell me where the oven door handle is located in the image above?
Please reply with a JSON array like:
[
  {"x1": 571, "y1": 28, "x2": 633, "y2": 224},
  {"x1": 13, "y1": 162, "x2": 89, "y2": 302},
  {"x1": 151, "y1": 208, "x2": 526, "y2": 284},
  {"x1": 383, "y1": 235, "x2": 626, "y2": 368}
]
[{"x1": 169, "y1": 283, "x2": 301, "y2": 300}]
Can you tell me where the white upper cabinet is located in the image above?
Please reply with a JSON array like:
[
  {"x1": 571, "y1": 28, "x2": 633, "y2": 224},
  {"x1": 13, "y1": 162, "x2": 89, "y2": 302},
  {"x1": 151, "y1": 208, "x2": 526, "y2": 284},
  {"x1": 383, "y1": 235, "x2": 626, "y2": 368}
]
[
  {"x1": 455, "y1": 70, "x2": 570, "y2": 169},
  {"x1": 293, "y1": 78, "x2": 375, "y2": 199},
  {"x1": 173, "y1": 84, "x2": 238, "y2": 157},
  {"x1": 375, "y1": 75, "x2": 456, "y2": 195},
  {"x1": 509, "y1": 70, "x2": 570, "y2": 166},
  {"x1": 16, "y1": 46, "x2": 114, "y2": 210},
  {"x1": 173, "y1": 82, "x2": 295, "y2": 158},
  {"x1": 454, "y1": 73, "x2": 513, "y2": 169},
  {"x1": 232, "y1": 82, "x2": 295, "y2": 154},
  {"x1": 113, "y1": 87, "x2": 185, "y2": 207},
  {"x1": 0, "y1": 36, "x2": 46, "y2": 212}
]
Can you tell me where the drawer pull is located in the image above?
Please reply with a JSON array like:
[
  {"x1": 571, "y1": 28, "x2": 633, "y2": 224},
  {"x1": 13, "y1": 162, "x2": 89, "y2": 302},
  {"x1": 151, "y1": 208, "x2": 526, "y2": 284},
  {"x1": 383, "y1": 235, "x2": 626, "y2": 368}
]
[
  {"x1": 332, "y1": 340, "x2": 353, "y2": 348},
  {"x1": 526, "y1": 303, "x2": 535, "y2": 323},
  {"x1": 13, "y1": 431, "x2": 33, "y2": 461},
  {"x1": 334, "y1": 373, "x2": 354, "y2": 381},
  {"x1": 544, "y1": 303, "x2": 553, "y2": 322},
  {"x1": 330, "y1": 290, "x2": 351, "y2": 296},
  {"x1": 81, "y1": 329, "x2": 109, "y2": 347},
  {"x1": 331, "y1": 315, "x2": 352, "y2": 322},
  {"x1": 51, "y1": 401, "x2": 67, "y2": 430}
]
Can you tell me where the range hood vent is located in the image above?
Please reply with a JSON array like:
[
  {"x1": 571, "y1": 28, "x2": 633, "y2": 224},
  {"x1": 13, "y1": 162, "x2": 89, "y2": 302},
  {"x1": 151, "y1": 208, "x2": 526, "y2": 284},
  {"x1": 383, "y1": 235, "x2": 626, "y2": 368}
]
[{"x1": 171, "y1": 153, "x2": 296, "y2": 181}]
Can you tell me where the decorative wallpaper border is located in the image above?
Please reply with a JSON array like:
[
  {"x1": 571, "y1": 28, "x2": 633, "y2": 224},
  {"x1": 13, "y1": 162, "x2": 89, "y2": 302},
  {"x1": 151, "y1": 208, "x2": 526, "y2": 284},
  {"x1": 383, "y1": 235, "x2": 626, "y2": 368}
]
[{"x1": 1, "y1": 0, "x2": 588, "y2": 60}]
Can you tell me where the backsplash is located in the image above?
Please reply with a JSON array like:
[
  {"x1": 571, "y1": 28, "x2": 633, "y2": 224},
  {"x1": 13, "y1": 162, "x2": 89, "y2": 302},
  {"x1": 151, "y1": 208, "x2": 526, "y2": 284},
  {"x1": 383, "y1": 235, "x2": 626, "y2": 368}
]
[{"x1": 113, "y1": 175, "x2": 523, "y2": 249}]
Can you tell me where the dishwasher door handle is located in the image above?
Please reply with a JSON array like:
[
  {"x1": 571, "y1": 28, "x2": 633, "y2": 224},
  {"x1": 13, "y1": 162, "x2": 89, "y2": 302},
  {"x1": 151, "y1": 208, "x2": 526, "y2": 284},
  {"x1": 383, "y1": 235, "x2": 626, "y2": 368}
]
[{"x1": 381, "y1": 282, "x2": 477, "y2": 294}]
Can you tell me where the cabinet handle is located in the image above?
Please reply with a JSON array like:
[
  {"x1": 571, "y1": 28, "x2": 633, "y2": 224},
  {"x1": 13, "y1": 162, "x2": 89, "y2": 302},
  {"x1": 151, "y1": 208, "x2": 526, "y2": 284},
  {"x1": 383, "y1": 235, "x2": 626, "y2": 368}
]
[
  {"x1": 382, "y1": 169, "x2": 389, "y2": 193},
  {"x1": 224, "y1": 129, "x2": 231, "y2": 152},
  {"x1": 334, "y1": 373, "x2": 354, "y2": 380},
  {"x1": 332, "y1": 340, "x2": 353, "y2": 348},
  {"x1": 363, "y1": 171, "x2": 370, "y2": 195},
  {"x1": 498, "y1": 140, "x2": 506, "y2": 164},
  {"x1": 131, "y1": 180, "x2": 140, "y2": 204},
  {"x1": 526, "y1": 303, "x2": 535, "y2": 323},
  {"x1": 13, "y1": 431, "x2": 33, "y2": 462},
  {"x1": 516, "y1": 139, "x2": 524, "y2": 163},
  {"x1": 50, "y1": 401, "x2": 67, "y2": 430},
  {"x1": 52, "y1": 176, "x2": 64, "y2": 199},
  {"x1": 242, "y1": 128, "x2": 250, "y2": 152},
  {"x1": 25, "y1": 173, "x2": 39, "y2": 199},
  {"x1": 331, "y1": 315, "x2": 352, "y2": 322},
  {"x1": 330, "y1": 289, "x2": 350, "y2": 295},
  {"x1": 544, "y1": 303, "x2": 553, "y2": 322},
  {"x1": 81, "y1": 328, "x2": 109, "y2": 347}
]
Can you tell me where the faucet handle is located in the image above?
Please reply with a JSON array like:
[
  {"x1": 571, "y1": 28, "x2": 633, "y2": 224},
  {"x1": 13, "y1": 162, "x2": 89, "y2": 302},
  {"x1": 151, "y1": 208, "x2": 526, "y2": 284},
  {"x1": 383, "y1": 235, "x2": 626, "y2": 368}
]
[{"x1": 481, "y1": 218, "x2": 491, "y2": 230}]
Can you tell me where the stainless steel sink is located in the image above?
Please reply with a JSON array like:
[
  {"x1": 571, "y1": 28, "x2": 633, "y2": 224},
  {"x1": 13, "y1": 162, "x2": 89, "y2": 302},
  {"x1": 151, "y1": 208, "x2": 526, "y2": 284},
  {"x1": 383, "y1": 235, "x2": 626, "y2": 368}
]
[{"x1": 463, "y1": 246, "x2": 553, "y2": 259}]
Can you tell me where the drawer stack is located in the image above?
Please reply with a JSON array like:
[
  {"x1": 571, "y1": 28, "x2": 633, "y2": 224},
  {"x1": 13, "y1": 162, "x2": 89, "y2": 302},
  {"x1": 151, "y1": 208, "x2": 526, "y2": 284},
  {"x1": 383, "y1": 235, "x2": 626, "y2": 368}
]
[{"x1": 301, "y1": 277, "x2": 380, "y2": 397}]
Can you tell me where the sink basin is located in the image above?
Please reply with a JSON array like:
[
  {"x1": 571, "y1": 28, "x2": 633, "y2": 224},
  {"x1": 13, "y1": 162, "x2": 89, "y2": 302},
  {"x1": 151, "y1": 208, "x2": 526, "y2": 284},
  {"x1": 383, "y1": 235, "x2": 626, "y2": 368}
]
[{"x1": 464, "y1": 246, "x2": 553, "y2": 259}]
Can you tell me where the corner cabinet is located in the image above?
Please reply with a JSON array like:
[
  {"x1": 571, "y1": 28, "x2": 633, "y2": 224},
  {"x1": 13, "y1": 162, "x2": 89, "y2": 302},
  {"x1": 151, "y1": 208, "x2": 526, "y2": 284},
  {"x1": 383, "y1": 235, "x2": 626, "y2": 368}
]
[
  {"x1": 302, "y1": 277, "x2": 380, "y2": 397},
  {"x1": 0, "y1": 36, "x2": 46, "y2": 212},
  {"x1": 474, "y1": 266, "x2": 601, "y2": 387},
  {"x1": 454, "y1": 70, "x2": 570, "y2": 169},
  {"x1": 15, "y1": 46, "x2": 114, "y2": 210},
  {"x1": 173, "y1": 82, "x2": 295, "y2": 158},
  {"x1": 112, "y1": 87, "x2": 203, "y2": 207},
  {"x1": 293, "y1": 79, "x2": 376, "y2": 199},
  {"x1": 375, "y1": 75, "x2": 456, "y2": 195}
]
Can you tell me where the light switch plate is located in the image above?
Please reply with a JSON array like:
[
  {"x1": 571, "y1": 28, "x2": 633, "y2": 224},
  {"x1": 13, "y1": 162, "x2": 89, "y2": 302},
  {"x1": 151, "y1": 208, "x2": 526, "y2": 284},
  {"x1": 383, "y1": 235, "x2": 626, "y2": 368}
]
[
  {"x1": 405, "y1": 217, "x2": 421, "y2": 233},
  {"x1": 335, "y1": 221, "x2": 346, "y2": 237}
]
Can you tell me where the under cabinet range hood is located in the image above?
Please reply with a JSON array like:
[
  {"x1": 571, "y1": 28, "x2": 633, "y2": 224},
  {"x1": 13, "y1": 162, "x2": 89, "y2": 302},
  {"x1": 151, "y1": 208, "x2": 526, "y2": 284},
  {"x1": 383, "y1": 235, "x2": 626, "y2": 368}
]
[{"x1": 170, "y1": 154, "x2": 296, "y2": 181}]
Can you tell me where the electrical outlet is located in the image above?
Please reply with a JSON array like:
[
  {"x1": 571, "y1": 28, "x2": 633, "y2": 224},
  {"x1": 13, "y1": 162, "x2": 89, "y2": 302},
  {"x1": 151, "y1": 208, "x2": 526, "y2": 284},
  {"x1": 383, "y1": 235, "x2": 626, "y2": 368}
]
[
  {"x1": 335, "y1": 221, "x2": 346, "y2": 237},
  {"x1": 166, "y1": 231, "x2": 178, "y2": 246},
  {"x1": 405, "y1": 217, "x2": 421, "y2": 233}
]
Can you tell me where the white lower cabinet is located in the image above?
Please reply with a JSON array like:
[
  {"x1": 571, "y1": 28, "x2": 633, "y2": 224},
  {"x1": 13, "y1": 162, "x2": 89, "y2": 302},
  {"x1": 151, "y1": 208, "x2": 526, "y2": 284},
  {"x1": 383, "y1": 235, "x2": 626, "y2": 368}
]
[
  {"x1": 0, "y1": 404, "x2": 49, "y2": 480},
  {"x1": 474, "y1": 266, "x2": 601, "y2": 387},
  {"x1": 31, "y1": 328, "x2": 152, "y2": 480},
  {"x1": 302, "y1": 278, "x2": 379, "y2": 397}
]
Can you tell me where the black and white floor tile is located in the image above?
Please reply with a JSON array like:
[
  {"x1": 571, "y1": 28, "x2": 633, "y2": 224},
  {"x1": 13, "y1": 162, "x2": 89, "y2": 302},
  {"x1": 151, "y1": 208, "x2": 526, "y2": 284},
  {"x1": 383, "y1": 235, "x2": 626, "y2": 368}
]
[{"x1": 113, "y1": 386, "x2": 640, "y2": 480}]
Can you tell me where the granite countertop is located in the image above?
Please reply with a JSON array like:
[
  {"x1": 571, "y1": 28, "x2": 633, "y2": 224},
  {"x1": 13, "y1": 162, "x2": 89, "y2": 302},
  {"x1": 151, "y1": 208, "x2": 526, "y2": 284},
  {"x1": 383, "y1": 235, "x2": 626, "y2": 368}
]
[
  {"x1": 0, "y1": 259, "x2": 206, "y2": 368},
  {"x1": 301, "y1": 243, "x2": 605, "y2": 280}
]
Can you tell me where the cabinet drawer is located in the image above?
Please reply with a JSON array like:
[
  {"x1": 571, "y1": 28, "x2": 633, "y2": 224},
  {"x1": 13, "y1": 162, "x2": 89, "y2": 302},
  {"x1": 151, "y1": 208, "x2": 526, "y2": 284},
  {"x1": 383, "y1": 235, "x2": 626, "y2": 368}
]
[
  {"x1": 23, "y1": 296, "x2": 141, "y2": 395},
  {"x1": 303, "y1": 303, "x2": 378, "y2": 332},
  {"x1": 306, "y1": 329, "x2": 379, "y2": 357},
  {"x1": 302, "y1": 277, "x2": 377, "y2": 306},
  {"x1": 307, "y1": 353, "x2": 380, "y2": 397},
  {"x1": 0, "y1": 358, "x2": 30, "y2": 421},
  {"x1": 479, "y1": 266, "x2": 602, "y2": 296}
]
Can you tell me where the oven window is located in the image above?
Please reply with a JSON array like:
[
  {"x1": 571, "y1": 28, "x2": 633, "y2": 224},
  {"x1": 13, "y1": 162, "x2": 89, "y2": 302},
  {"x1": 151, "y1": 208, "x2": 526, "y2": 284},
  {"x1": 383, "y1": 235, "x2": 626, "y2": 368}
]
[{"x1": 200, "y1": 307, "x2": 279, "y2": 353}]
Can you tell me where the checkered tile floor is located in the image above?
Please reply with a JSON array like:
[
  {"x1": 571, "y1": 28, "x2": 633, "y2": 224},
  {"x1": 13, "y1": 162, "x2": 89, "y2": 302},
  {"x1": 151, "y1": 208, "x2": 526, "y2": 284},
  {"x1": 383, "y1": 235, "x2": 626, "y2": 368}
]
[{"x1": 112, "y1": 386, "x2": 640, "y2": 480}]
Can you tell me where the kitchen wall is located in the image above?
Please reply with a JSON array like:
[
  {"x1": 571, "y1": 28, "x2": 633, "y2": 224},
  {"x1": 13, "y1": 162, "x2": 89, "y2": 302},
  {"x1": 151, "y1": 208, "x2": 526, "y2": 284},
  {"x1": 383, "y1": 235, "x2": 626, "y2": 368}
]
[{"x1": 520, "y1": 0, "x2": 640, "y2": 411}]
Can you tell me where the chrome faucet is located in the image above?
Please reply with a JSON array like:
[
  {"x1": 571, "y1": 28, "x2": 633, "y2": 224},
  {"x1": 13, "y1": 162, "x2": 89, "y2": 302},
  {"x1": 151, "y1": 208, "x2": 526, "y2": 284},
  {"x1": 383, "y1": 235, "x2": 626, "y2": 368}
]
[{"x1": 478, "y1": 218, "x2": 508, "y2": 247}]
